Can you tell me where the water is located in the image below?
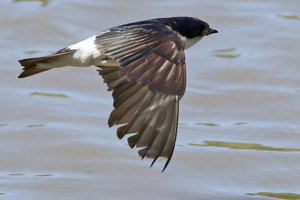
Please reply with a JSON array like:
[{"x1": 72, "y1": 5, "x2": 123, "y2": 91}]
[{"x1": 1, "y1": 0, "x2": 300, "y2": 199}]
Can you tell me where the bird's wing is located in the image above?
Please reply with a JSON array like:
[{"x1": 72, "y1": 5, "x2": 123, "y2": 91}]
[{"x1": 95, "y1": 23, "x2": 186, "y2": 170}]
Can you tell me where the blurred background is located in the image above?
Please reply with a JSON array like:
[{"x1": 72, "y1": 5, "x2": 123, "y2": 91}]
[{"x1": 1, "y1": 0, "x2": 300, "y2": 199}]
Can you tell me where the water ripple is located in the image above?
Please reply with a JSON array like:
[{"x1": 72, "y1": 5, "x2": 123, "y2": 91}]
[
  {"x1": 277, "y1": 14, "x2": 300, "y2": 20},
  {"x1": 188, "y1": 141, "x2": 300, "y2": 152},
  {"x1": 247, "y1": 192, "x2": 300, "y2": 200},
  {"x1": 30, "y1": 92, "x2": 70, "y2": 98},
  {"x1": 12, "y1": 0, "x2": 52, "y2": 7}
]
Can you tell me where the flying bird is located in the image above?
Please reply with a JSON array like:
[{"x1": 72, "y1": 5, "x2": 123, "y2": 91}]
[{"x1": 18, "y1": 16, "x2": 218, "y2": 171}]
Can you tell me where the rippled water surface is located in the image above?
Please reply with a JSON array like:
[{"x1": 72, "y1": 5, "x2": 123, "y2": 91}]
[{"x1": 1, "y1": 0, "x2": 300, "y2": 199}]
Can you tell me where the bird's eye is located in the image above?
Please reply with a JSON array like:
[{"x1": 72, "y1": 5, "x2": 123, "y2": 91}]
[{"x1": 202, "y1": 28, "x2": 209, "y2": 36}]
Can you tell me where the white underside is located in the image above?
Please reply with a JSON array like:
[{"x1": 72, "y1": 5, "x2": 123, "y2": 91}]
[
  {"x1": 36, "y1": 35, "x2": 109, "y2": 69},
  {"x1": 68, "y1": 35, "x2": 103, "y2": 66},
  {"x1": 183, "y1": 36, "x2": 203, "y2": 49}
]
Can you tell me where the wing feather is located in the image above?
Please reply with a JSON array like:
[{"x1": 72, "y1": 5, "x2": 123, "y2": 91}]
[
  {"x1": 96, "y1": 23, "x2": 185, "y2": 170},
  {"x1": 96, "y1": 23, "x2": 186, "y2": 98}
]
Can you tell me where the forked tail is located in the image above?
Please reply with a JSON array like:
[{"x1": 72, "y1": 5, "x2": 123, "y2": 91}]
[{"x1": 18, "y1": 50, "x2": 75, "y2": 78}]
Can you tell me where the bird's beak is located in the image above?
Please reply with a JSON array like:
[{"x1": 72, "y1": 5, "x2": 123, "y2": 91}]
[{"x1": 208, "y1": 28, "x2": 218, "y2": 35}]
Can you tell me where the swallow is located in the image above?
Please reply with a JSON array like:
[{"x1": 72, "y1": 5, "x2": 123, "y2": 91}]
[{"x1": 18, "y1": 16, "x2": 218, "y2": 171}]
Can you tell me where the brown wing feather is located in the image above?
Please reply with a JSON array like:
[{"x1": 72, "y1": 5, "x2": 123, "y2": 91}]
[
  {"x1": 95, "y1": 23, "x2": 186, "y2": 98},
  {"x1": 97, "y1": 65, "x2": 179, "y2": 170},
  {"x1": 96, "y1": 24, "x2": 186, "y2": 170}
]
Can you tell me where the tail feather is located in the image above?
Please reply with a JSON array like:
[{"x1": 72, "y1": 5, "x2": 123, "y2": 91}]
[
  {"x1": 18, "y1": 56, "x2": 52, "y2": 78},
  {"x1": 18, "y1": 50, "x2": 75, "y2": 78}
]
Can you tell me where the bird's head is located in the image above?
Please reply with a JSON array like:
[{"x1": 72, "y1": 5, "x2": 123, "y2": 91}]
[{"x1": 168, "y1": 16, "x2": 218, "y2": 38}]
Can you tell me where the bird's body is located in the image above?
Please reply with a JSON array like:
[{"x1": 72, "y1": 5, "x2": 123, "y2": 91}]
[{"x1": 18, "y1": 16, "x2": 217, "y2": 170}]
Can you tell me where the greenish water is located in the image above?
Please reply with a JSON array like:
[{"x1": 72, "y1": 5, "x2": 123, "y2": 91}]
[
  {"x1": 248, "y1": 192, "x2": 300, "y2": 200},
  {"x1": 12, "y1": 0, "x2": 51, "y2": 7},
  {"x1": 30, "y1": 92, "x2": 70, "y2": 98},
  {"x1": 189, "y1": 141, "x2": 300, "y2": 152}
]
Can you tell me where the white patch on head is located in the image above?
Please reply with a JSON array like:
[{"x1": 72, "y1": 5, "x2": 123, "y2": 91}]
[
  {"x1": 68, "y1": 35, "x2": 103, "y2": 66},
  {"x1": 183, "y1": 36, "x2": 203, "y2": 49}
]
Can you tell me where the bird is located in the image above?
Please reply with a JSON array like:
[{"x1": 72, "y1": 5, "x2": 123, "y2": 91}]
[{"x1": 18, "y1": 16, "x2": 218, "y2": 171}]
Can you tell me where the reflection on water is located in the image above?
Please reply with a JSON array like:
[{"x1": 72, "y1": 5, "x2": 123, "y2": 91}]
[
  {"x1": 26, "y1": 124, "x2": 46, "y2": 128},
  {"x1": 214, "y1": 54, "x2": 240, "y2": 59},
  {"x1": 214, "y1": 48, "x2": 236, "y2": 53},
  {"x1": 189, "y1": 141, "x2": 300, "y2": 152},
  {"x1": 30, "y1": 92, "x2": 70, "y2": 98},
  {"x1": 35, "y1": 174, "x2": 53, "y2": 177},
  {"x1": 183, "y1": 122, "x2": 247, "y2": 126},
  {"x1": 8, "y1": 173, "x2": 25, "y2": 176},
  {"x1": 12, "y1": 0, "x2": 52, "y2": 7},
  {"x1": 8, "y1": 173, "x2": 53, "y2": 177},
  {"x1": 24, "y1": 50, "x2": 41, "y2": 55},
  {"x1": 213, "y1": 48, "x2": 240, "y2": 59},
  {"x1": 277, "y1": 15, "x2": 300, "y2": 20},
  {"x1": 195, "y1": 122, "x2": 219, "y2": 127},
  {"x1": 233, "y1": 122, "x2": 247, "y2": 125},
  {"x1": 247, "y1": 192, "x2": 300, "y2": 200}
]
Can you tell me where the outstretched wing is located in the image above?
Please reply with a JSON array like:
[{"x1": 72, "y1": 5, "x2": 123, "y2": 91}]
[
  {"x1": 96, "y1": 23, "x2": 186, "y2": 170},
  {"x1": 96, "y1": 23, "x2": 186, "y2": 98}
]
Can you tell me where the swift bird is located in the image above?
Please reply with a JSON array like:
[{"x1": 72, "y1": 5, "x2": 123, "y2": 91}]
[{"x1": 18, "y1": 16, "x2": 218, "y2": 171}]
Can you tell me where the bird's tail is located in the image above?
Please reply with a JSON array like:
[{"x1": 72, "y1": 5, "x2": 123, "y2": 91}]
[{"x1": 18, "y1": 50, "x2": 75, "y2": 78}]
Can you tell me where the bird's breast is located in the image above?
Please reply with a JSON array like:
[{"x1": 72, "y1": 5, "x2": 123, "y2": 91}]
[{"x1": 183, "y1": 36, "x2": 203, "y2": 49}]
